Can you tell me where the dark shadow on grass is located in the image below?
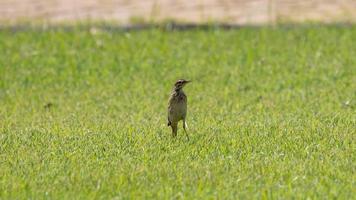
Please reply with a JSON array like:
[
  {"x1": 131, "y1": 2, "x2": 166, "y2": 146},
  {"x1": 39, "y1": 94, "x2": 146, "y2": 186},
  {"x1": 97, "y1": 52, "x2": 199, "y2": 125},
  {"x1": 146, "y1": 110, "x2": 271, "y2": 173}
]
[{"x1": 0, "y1": 22, "x2": 354, "y2": 32}]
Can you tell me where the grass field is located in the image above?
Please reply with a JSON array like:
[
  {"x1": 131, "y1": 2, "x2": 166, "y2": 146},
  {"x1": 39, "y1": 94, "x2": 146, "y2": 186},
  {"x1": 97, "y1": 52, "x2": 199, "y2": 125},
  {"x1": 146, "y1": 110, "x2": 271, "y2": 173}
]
[{"x1": 0, "y1": 25, "x2": 355, "y2": 199}]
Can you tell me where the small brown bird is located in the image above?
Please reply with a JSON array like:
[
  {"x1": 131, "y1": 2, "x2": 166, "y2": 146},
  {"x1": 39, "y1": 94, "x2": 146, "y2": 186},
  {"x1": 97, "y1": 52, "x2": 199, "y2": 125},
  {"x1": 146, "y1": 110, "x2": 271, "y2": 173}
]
[{"x1": 167, "y1": 79, "x2": 191, "y2": 139}]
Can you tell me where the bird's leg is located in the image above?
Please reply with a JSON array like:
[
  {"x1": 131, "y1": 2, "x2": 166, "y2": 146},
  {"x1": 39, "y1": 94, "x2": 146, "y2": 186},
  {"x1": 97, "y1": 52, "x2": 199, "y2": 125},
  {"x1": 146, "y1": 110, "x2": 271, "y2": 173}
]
[
  {"x1": 171, "y1": 123, "x2": 178, "y2": 137},
  {"x1": 183, "y1": 119, "x2": 189, "y2": 141}
]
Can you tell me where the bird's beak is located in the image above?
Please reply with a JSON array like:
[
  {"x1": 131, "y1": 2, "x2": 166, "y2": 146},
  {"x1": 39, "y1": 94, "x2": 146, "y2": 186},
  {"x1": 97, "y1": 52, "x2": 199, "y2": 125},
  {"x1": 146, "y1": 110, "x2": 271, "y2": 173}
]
[{"x1": 185, "y1": 80, "x2": 192, "y2": 84}]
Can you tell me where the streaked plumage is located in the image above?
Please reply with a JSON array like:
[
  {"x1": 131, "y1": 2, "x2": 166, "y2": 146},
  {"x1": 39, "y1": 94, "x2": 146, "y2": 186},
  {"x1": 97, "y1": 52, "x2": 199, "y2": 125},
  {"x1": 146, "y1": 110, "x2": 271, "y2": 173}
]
[{"x1": 167, "y1": 79, "x2": 191, "y2": 139}]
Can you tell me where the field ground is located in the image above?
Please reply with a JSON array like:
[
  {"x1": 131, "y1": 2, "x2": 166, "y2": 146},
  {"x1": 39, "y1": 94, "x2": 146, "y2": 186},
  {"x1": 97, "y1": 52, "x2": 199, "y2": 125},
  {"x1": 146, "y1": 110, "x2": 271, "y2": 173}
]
[
  {"x1": 1, "y1": 0, "x2": 356, "y2": 24},
  {"x1": 0, "y1": 25, "x2": 355, "y2": 199}
]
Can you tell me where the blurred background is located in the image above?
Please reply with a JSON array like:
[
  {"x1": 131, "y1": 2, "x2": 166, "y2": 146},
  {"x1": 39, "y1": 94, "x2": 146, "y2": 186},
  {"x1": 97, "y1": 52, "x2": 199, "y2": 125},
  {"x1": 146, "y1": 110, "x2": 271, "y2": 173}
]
[{"x1": 0, "y1": 0, "x2": 355, "y2": 25}]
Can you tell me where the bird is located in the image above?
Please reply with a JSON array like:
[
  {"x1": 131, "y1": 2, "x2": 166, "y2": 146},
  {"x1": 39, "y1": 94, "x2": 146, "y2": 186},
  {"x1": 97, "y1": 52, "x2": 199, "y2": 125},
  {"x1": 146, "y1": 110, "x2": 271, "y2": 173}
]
[{"x1": 167, "y1": 79, "x2": 191, "y2": 139}]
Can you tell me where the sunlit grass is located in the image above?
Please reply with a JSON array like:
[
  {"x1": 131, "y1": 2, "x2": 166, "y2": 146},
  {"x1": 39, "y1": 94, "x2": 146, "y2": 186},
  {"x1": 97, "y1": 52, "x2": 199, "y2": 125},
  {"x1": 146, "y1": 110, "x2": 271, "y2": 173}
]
[{"x1": 0, "y1": 25, "x2": 355, "y2": 199}]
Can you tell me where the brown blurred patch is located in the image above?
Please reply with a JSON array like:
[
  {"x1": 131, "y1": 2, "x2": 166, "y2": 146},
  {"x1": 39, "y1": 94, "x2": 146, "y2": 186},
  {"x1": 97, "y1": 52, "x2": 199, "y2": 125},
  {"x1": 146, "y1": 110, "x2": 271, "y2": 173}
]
[{"x1": 0, "y1": 0, "x2": 355, "y2": 24}]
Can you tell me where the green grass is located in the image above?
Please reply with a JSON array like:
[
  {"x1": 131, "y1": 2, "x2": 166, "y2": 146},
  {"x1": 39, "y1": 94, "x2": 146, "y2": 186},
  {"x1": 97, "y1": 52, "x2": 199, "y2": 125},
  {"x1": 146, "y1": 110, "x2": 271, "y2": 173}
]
[{"x1": 0, "y1": 25, "x2": 355, "y2": 199}]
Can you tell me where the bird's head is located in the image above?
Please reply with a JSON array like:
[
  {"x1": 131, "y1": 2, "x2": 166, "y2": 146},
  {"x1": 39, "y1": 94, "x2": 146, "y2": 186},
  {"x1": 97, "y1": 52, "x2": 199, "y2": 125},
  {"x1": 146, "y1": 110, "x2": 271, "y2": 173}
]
[{"x1": 174, "y1": 79, "x2": 191, "y2": 91}]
